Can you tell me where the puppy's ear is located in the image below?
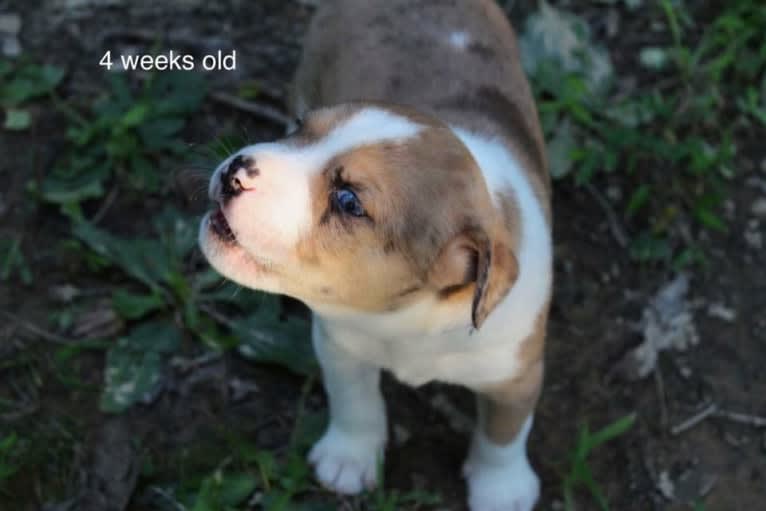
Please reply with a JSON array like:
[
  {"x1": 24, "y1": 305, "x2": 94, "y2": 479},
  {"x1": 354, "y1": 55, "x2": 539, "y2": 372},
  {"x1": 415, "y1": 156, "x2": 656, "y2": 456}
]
[
  {"x1": 471, "y1": 232, "x2": 518, "y2": 329},
  {"x1": 429, "y1": 227, "x2": 518, "y2": 329}
]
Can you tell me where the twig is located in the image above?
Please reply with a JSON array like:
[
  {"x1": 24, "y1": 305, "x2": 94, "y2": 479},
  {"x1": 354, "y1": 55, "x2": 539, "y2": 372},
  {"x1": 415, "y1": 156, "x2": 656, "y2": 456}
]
[
  {"x1": 0, "y1": 310, "x2": 74, "y2": 344},
  {"x1": 0, "y1": 401, "x2": 39, "y2": 422},
  {"x1": 654, "y1": 365, "x2": 669, "y2": 431},
  {"x1": 90, "y1": 184, "x2": 119, "y2": 225},
  {"x1": 714, "y1": 409, "x2": 766, "y2": 428},
  {"x1": 584, "y1": 182, "x2": 629, "y2": 248},
  {"x1": 210, "y1": 91, "x2": 291, "y2": 128},
  {"x1": 670, "y1": 402, "x2": 717, "y2": 435},
  {"x1": 170, "y1": 351, "x2": 222, "y2": 373},
  {"x1": 199, "y1": 304, "x2": 277, "y2": 346},
  {"x1": 699, "y1": 474, "x2": 719, "y2": 497},
  {"x1": 148, "y1": 487, "x2": 186, "y2": 511}
]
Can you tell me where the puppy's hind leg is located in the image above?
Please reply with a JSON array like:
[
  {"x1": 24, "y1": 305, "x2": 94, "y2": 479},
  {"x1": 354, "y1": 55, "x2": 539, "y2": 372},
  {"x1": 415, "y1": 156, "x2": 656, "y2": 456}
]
[
  {"x1": 464, "y1": 361, "x2": 543, "y2": 511},
  {"x1": 309, "y1": 322, "x2": 387, "y2": 495}
]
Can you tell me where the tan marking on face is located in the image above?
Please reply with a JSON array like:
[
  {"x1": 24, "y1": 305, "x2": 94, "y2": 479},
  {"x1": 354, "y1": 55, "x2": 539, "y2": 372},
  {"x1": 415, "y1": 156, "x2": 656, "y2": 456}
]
[{"x1": 285, "y1": 113, "x2": 494, "y2": 311}]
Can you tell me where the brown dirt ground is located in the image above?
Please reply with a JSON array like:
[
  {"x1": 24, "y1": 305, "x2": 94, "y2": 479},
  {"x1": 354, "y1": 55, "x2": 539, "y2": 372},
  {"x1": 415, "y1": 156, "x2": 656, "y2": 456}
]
[{"x1": 1, "y1": 1, "x2": 764, "y2": 510}]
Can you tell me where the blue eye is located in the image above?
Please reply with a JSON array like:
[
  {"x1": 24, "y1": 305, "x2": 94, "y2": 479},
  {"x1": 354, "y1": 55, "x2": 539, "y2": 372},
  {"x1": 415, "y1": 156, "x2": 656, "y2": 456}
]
[{"x1": 333, "y1": 187, "x2": 365, "y2": 217}]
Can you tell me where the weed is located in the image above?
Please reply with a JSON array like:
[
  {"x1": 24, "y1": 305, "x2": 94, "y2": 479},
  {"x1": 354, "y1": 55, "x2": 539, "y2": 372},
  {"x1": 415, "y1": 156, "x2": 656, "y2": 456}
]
[
  {"x1": 562, "y1": 413, "x2": 636, "y2": 511},
  {"x1": 0, "y1": 59, "x2": 64, "y2": 130},
  {"x1": 147, "y1": 381, "x2": 441, "y2": 511},
  {"x1": 0, "y1": 433, "x2": 22, "y2": 491},
  {"x1": 38, "y1": 71, "x2": 206, "y2": 212},
  {"x1": 521, "y1": 1, "x2": 766, "y2": 265},
  {"x1": 0, "y1": 237, "x2": 32, "y2": 285},
  {"x1": 68, "y1": 208, "x2": 314, "y2": 412}
]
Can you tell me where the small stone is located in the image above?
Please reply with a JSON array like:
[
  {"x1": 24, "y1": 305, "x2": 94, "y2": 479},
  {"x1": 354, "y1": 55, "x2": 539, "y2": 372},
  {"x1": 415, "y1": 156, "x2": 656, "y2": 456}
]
[
  {"x1": 606, "y1": 9, "x2": 619, "y2": 38},
  {"x1": 751, "y1": 198, "x2": 766, "y2": 219},
  {"x1": 707, "y1": 303, "x2": 737, "y2": 322},
  {"x1": 744, "y1": 229, "x2": 763, "y2": 250},
  {"x1": 2, "y1": 36, "x2": 21, "y2": 57},
  {"x1": 393, "y1": 424, "x2": 411, "y2": 445},
  {"x1": 50, "y1": 284, "x2": 80, "y2": 303},
  {"x1": 657, "y1": 470, "x2": 675, "y2": 499},
  {"x1": 0, "y1": 14, "x2": 21, "y2": 34}
]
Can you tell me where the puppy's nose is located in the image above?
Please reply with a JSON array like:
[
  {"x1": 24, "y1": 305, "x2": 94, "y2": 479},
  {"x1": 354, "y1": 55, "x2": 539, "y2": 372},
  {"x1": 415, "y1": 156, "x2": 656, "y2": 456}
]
[{"x1": 221, "y1": 155, "x2": 259, "y2": 197}]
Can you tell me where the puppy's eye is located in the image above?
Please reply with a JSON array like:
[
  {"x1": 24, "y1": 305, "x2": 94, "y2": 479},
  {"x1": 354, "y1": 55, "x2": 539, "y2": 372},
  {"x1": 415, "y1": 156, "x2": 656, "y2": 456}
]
[{"x1": 333, "y1": 187, "x2": 365, "y2": 217}]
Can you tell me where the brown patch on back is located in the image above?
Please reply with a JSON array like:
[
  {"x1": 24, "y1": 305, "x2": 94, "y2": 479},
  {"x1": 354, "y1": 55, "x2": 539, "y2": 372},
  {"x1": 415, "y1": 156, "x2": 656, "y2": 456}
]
[
  {"x1": 436, "y1": 86, "x2": 548, "y2": 192},
  {"x1": 292, "y1": 0, "x2": 552, "y2": 224}
]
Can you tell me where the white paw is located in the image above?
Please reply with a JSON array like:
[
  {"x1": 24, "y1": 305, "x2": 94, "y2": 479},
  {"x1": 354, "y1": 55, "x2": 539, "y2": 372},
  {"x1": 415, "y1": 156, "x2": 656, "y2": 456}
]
[
  {"x1": 308, "y1": 424, "x2": 384, "y2": 495},
  {"x1": 463, "y1": 456, "x2": 540, "y2": 511}
]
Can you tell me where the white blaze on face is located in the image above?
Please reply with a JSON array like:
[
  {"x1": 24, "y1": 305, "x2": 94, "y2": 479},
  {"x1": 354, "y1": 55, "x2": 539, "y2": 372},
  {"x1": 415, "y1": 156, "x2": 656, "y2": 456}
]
[{"x1": 205, "y1": 107, "x2": 422, "y2": 281}]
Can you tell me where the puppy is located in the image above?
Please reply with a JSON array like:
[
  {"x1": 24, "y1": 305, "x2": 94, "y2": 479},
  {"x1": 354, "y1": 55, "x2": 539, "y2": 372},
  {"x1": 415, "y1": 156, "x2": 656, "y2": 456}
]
[{"x1": 199, "y1": 1, "x2": 552, "y2": 509}]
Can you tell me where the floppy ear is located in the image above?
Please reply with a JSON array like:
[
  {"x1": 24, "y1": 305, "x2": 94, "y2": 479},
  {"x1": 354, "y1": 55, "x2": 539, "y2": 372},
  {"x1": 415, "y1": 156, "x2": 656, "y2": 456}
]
[
  {"x1": 470, "y1": 232, "x2": 518, "y2": 329},
  {"x1": 429, "y1": 227, "x2": 518, "y2": 329}
]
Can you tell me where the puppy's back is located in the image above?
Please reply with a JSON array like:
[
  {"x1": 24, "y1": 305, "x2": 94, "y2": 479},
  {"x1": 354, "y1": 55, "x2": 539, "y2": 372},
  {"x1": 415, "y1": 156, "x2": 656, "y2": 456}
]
[{"x1": 292, "y1": 0, "x2": 548, "y2": 200}]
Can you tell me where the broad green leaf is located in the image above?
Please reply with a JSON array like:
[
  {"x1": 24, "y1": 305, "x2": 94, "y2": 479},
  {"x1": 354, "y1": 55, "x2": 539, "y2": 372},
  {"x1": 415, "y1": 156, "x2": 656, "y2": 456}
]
[
  {"x1": 153, "y1": 207, "x2": 199, "y2": 259},
  {"x1": 112, "y1": 289, "x2": 166, "y2": 320},
  {"x1": 547, "y1": 118, "x2": 577, "y2": 179},
  {"x1": 693, "y1": 207, "x2": 727, "y2": 232},
  {"x1": 40, "y1": 163, "x2": 110, "y2": 204},
  {"x1": 227, "y1": 294, "x2": 315, "y2": 376},
  {"x1": 120, "y1": 103, "x2": 149, "y2": 129},
  {"x1": 0, "y1": 238, "x2": 32, "y2": 284},
  {"x1": 626, "y1": 184, "x2": 651, "y2": 217},
  {"x1": 0, "y1": 64, "x2": 65, "y2": 106},
  {"x1": 127, "y1": 153, "x2": 161, "y2": 191},
  {"x1": 3, "y1": 108, "x2": 30, "y2": 130},
  {"x1": 0, "y1": 61, "x2": 12, "y2": 79},
  {"x1": 0, "y1": 433, "x2": 20, "y2": 482},
  {"x1": 73, "y1": 221, "x2": 172, "y2": 291},
  {"x1": 139, "y1": 118, "x2": 186, "y2": 150},
  {"x1": 192, "y1": 471, "x2": 257, "y2": 511},
  {"x1": 100, "y1": 321, "x2": 181, "y2": 413},
  {"x1": 150, "y1": 71, "x2": 207, "y2": 116},
  {"x1": 217, "y1": 473, "x2": 257, "y2": 506}
]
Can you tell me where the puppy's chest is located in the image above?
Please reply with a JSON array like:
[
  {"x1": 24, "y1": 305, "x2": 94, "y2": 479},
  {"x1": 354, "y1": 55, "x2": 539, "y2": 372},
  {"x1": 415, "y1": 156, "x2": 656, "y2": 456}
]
[{"x1": 329, "y1": 325, "x2": 523, "y2": 387}]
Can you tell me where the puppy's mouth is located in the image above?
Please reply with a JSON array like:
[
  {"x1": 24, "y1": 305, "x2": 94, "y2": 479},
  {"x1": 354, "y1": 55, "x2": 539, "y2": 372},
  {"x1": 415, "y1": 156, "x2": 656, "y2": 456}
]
[{"x1": 209, "y1": 207, "x2": 237, "y2": 244}]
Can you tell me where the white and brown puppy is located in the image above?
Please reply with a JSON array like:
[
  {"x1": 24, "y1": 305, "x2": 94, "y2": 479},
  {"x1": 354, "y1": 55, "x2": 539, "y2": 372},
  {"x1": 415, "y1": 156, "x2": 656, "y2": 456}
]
[{"x1": 199, "y1": 1, "x2": 551, "y2": 509}]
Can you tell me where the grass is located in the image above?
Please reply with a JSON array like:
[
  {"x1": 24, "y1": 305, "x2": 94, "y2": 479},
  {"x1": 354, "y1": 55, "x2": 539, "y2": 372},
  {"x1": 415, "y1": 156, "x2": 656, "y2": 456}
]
[
  {"x1": 561, "y1": 414, "x2": 636, "y2": 511},
  {"x1": 0, "y1": 433, "x2": 22, "y2": 490},
  {"x1": 523, "y1": 0, "x2": 766, "y2": 266}
]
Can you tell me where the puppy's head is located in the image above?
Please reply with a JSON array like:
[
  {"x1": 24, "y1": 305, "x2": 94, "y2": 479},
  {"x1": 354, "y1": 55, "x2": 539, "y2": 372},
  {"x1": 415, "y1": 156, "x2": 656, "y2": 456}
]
[{"x1": 199, "y1": 104, "x2": 518, "y2": 328}]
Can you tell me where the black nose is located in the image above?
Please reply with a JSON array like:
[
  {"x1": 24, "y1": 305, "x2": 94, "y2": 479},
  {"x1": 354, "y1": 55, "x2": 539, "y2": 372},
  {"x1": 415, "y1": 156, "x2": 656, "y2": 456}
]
[{"x1": 220, "y1": 155, "x2": 257, "y2": 197}]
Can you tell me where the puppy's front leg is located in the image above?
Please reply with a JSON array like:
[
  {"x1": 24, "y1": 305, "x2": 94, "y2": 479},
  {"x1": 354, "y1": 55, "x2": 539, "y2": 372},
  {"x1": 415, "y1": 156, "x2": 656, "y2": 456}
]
[
  {"x1": 464, "y1": 361, "x2": 543, "y2": 511},
  {"x1": 309, "y1": 321, "x2": 387, "y2": 495}
]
